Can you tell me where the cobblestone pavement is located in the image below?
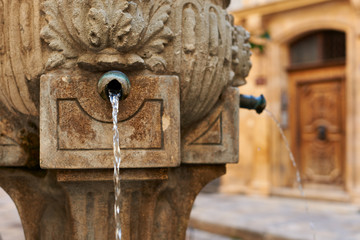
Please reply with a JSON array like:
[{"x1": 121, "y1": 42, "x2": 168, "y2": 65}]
[{"x1": 190, "y1": 193, "x2": 360, "y2": 240}]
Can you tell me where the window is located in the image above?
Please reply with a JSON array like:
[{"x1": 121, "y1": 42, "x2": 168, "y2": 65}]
[{"x1": 290, "y1": 30, "x2": 346, "y2": 67}]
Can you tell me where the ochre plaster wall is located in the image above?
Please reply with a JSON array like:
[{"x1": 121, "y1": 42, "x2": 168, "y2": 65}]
[{"x1": 222, "y1": 0, "x2": 360, "y2": 202}]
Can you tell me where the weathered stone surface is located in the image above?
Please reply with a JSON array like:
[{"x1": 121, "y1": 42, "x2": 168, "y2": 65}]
[
  {"x1": 182, "y1": 87, "x2": 239, "y2": 164},
  {"x1": 40, "y1": 70, "x2": 180, "y2": 169},
  {"x1": 0, "y1": 107, "x2": 39, "y2": 167}
]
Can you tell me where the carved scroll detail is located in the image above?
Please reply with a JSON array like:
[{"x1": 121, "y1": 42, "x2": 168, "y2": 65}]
[
  {"x1": 209, "y1": 9, "x2": 219, "y2": 56},
  {"x1": 0, "y1": 0, "x2": 40, "y2": 116},
  {"x1": 40, "y1": 0, "x2": 174, "y2": 73},
  {"x1": 183, "y1": 4, "x2": 196, "y2": 54}
]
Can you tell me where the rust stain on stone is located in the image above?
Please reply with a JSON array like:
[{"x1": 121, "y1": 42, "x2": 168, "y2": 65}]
[{"x1": 58, "y1": 101, "x2": 96, "y2": 145}]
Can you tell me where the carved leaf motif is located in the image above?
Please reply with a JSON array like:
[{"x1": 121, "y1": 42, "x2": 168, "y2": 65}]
[
  {"x1": 41, "y1": 1, "x2": 80, "y2": 58},
  {"x1": 87, "y1": 8, "x2": 108, "y2": 48},
  {"x1": 111, "y1": 1, "x2": 144, "y2": 51},
  {"x1": 138, "y1": 1, "x2": 173, "y2": 72},
  {"x1": 143, "y1": 2, "x2": 170, "y2": 43},
  {"x1": 41, "y1": 0, "x2": 174, "y2": 72}
]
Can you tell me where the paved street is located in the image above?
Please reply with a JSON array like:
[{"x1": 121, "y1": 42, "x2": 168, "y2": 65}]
[
  {"x1": 190, "y1": 193, "x2": 360, "y2": 240},
  {"x1": 186, "y1": 228, "x2": 233, "y2": 240}
]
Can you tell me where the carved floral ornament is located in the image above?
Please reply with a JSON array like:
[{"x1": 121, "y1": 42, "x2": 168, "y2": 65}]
[
  {"x1": 40, "y1": 0, "x2": 251, "y2": 76},
  {"x1": 40, "y1": 0, "x2": 252, "y2": 126},
  {"x1": 40, "y1": 0, "x2": 174, "y2": 72}
]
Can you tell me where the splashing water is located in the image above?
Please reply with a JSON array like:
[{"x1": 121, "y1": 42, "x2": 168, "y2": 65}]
[
  {"x1": 110, "y1": 92, "x2": 122, "y2": 240},
  {"x1": 265, "y1": 109, "x2": 316, "y2": 240}
]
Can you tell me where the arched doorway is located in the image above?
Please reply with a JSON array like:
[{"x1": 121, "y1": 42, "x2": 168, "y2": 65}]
[{"x1": 288, "y1": 30, "x2": 346, "y2": 191}]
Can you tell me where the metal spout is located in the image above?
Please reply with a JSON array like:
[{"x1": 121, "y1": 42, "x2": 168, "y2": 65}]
[
  {"x1": 97, "y1": 71, "x2": 131, "y2": 101},
  {"x1": 240, "y1": 94, "x2": 266, "y2": 114}
]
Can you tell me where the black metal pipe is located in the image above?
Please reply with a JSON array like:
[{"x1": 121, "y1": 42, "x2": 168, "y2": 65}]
[{"x1": 239, "y1": 94, "x2": 266, "y2": 114}]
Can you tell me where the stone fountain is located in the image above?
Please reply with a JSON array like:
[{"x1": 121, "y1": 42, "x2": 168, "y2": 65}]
[{"x1": 0, "y1": 0, "x2": 256, "y2": 239}]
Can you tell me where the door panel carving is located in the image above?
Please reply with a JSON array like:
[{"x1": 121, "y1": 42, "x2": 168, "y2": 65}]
[{"x1": 296, "y1": 78, "x2": 344, "y2": 185}]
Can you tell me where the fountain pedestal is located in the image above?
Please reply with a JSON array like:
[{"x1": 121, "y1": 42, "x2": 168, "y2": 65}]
[
  {"x1": 0, "y1": 166, "x2": 224, "y2": 240},
  {"x1": 55, "y1": 167, "x2": 225, "y2": 240}
]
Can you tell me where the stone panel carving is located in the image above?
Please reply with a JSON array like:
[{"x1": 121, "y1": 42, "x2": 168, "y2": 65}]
[
  {"x1": 182, "y1": 87, "x2": 239, "y2": 164},
  {"x1": 40, "y1": 70, "x2": 180, "y2": 169},
  {"x1": 190, "y1": 114, "x2": 222, "y2": 145},
  {"x1": 40, "y1": 0, "x2": 174, "y2": 72}
]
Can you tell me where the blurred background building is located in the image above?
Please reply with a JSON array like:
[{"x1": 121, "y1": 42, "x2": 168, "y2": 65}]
[{"x1": 221, "y1": 0, "x2": 360, "y2": 203}]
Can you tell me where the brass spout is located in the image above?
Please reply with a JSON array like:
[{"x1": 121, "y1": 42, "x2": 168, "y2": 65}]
[
  {"x1": 97, "y1": 71, "x2": 131, "y2": 100},
  {"x1": 239, "y1": 94, "x2": 266, "y2": 114}
]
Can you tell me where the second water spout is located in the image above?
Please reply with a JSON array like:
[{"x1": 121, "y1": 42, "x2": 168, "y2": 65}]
[{"x1": 239, "y1": 94, "x2": 266, "y2": 114}]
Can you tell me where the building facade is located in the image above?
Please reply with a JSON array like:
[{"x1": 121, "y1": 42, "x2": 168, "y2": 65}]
[{"x1": 222, "y1": 0, "x2": 360, "y2": 202}]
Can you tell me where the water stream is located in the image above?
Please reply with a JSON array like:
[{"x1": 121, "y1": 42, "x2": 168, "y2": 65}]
[
  {"x1": 110, "y1": 91, "x2": 122, "y2": 240},
  {"x1": 265, "y1": 109, "x2": 316, "y2": 240}
]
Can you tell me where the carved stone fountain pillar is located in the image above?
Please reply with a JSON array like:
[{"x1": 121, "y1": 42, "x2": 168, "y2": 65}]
[{"x1": 0, "y1": 0, "x2": 251, "y2": 239}]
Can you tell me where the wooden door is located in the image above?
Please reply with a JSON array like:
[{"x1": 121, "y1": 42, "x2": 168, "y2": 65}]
[{"x1": 290, "y1": 66, "x2": 345, "y2": 188}]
